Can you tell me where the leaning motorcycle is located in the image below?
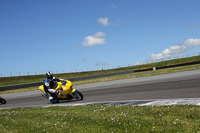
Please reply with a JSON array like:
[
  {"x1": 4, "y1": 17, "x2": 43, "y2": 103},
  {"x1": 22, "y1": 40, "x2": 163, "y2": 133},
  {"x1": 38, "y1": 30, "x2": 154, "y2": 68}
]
[
  {"x1": 0, "y1": 96, "x2": 6, "y2": 104},
  {"x1": 39, "y1": 80, "x2": 83, "y2": 103}
]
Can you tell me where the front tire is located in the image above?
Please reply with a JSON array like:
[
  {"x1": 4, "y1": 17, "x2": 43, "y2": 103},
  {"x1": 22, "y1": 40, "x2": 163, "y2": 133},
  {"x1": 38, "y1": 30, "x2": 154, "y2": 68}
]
[
  {"x1": 0, "y1": 98, "x2": 6, "y2": 104},
  {"x1": 72, "y1": 90, "x2": 83, "y2": 100}
]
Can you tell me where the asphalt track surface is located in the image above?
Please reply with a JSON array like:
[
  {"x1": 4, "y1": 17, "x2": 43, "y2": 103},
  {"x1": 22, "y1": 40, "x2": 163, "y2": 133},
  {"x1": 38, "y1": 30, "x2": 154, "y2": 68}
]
[{"x1": 0, "y1": 70, "x2": 200, "y2": 109}]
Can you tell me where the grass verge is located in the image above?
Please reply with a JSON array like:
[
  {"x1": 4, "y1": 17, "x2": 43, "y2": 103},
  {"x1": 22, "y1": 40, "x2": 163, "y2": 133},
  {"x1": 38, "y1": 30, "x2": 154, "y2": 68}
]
[{"x1": 0, "y1": 105, "x2": 199, "y2": 132}]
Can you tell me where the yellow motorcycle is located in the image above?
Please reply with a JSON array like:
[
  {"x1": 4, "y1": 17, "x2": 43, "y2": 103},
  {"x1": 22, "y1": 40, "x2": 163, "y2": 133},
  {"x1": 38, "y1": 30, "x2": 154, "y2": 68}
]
[{"x1": 39, "y1": 80, "x2": 83, "y2": 102}]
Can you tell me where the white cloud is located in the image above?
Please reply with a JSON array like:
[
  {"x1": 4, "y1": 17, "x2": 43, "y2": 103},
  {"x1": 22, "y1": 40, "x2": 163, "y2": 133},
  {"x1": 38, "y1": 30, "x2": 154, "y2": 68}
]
[
  {"x1": 143, "y1": 38, "x2": 200, "y2": 63},
  {"x1": 96, "y1": 62, "x2": 110, "y2": 67},
  {"x1": 94, "y1": 31, "x2": 106, "y2": 38},
  {"x1": 148, "y1": 45, "x2": 187, "y2": 62},
  {"x1": 98, "y1": 17, "x2": 109, "y2": 26},
  {"x1": 82, "y1": 32, "x2": 106, "y2": 47},
  {"x1": 165, "y1": 45, "x2": 187, "y2": 55},
  {"x1": 184, "y1": 38, "x2": 200, "y2": 46}
]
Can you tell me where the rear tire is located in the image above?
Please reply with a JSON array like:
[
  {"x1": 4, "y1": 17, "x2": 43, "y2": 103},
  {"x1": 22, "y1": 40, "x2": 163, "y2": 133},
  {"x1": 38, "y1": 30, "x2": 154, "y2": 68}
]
[{"x1": 72, "y1": 90, "x2": 83, "y2": 100}]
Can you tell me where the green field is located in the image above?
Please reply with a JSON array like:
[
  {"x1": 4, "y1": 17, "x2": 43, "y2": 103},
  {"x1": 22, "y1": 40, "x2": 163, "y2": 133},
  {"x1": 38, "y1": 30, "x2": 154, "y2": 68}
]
[{"x1": 0, "y1": 105, "x2": 199, "y2": 132}]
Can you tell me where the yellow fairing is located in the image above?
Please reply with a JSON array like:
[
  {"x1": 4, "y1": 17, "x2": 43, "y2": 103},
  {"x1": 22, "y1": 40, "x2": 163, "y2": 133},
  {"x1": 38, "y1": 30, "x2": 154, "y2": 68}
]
[
  {"x1": 39, "y1": 85, "x2": 45, "y2": 92},
  {"x1": 57, "y1": 80, "x2": 75, "y2": 99},
  {"x1": 39, "y1": 80, "x2": 76, "y2": 100}
]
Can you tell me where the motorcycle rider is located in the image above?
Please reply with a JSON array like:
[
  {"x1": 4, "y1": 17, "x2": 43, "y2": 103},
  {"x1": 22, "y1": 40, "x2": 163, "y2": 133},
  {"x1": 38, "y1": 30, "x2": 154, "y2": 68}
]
[{"x1": 43, "y1": 71, "x2": 64, "y2": 103}]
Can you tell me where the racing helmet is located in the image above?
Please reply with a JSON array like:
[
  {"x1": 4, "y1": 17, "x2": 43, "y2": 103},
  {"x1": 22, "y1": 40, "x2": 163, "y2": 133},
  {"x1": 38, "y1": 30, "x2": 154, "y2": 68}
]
[{"x1": 46, "y1": 71, "x2": 53, "y2": 80}]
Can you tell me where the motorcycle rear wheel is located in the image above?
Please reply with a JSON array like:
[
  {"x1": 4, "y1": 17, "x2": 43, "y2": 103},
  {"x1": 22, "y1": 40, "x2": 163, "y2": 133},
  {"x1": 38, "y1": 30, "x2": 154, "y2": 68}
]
[{"x1": 72, "y1": 90, "x2": 83, "y2": 100}]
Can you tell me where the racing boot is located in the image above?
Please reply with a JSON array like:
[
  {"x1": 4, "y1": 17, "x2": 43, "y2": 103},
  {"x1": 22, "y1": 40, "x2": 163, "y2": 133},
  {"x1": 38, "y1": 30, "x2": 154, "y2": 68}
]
[
  {"x1": 49, "y1": 96, "x2": 59, "y2": 104},
  {"x1": 51, "y1": 98, "x2": 59, "y2": 104}
]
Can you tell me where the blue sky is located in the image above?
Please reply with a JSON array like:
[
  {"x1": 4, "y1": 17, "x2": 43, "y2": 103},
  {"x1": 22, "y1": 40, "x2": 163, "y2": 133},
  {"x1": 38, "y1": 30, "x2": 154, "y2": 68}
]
[{"x1": 0, "y1": 0, "x2": 200, "y2": 77}]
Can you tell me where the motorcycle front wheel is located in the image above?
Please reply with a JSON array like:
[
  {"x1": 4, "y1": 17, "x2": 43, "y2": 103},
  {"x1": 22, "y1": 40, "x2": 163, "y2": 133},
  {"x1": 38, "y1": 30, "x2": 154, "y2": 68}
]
[
  {"x1": 0, "y1": 97, "x2": 6, "y2": 104},
  {"x1": 72, "y1": 90, "x2": 83, "y2": 100}
]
